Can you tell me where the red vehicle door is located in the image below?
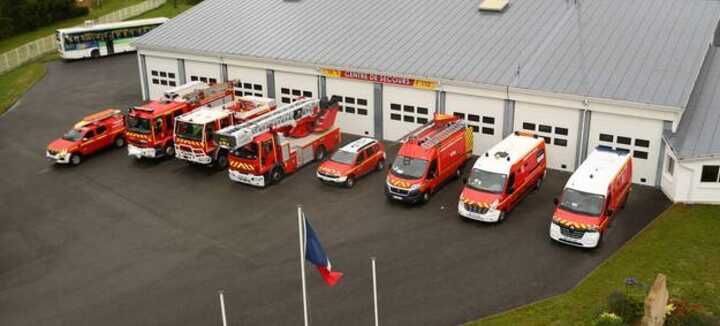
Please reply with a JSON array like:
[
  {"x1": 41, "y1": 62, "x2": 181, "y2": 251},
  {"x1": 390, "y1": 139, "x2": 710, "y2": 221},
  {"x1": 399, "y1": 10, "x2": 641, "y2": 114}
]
[
  {"x1": 355, "y1": 151, "x2": 372, "y2": 176},
  {"x1": 95, "y1": 125, "x2": 113, "y2": 148},
  {"x1": 427, "y1": 158, "x2": 439, "y2": 190},
  {"x1": 79, "y1": 128, "x2": 98, "y2": 155}
]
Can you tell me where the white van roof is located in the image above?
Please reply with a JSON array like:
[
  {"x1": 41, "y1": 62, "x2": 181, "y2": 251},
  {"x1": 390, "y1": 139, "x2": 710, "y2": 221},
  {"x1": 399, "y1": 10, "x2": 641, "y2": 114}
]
[
  {"x1": 340, "y1": 137, "x2": 376, "y2": 153},
  {"x1": 566, "y1": 147, "x2": 631, "y2": 195},
  {"x1": 472, "y1": 132, "x2": 544, "y2": 174}
]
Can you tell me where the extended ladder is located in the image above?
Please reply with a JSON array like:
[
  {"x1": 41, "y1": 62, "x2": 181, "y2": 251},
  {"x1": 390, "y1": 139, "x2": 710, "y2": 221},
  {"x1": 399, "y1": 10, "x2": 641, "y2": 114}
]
[
  {"x1": 215, "y1": 98, "x2": 319, "y2": 150},
  {"x1": 418, "y1": 120, "x2": 466, "y2": 149}
]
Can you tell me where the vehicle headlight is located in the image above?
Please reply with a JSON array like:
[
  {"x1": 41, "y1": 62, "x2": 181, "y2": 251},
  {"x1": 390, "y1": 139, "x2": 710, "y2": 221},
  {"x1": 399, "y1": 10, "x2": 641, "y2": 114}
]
[
  {"x1": 410, "y1": 184, "x2": 421, "y2": 192},
  {"x1": 587, "y1": 225, "x2": 599, "y2": 232},
  {"x1": 336, "y1": 176, "x2": 347, "y2": 182}
]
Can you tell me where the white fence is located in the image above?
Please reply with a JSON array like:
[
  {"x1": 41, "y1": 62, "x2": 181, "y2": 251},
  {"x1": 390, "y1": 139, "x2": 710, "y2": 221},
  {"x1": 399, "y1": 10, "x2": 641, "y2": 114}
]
[{"x1": 0, "y1": 0, "x2": 166, "y2": 74}]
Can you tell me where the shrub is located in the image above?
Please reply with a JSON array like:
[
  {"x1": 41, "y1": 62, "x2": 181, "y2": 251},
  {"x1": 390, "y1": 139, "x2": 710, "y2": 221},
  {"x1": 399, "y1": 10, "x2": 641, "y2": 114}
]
[
  {"x1": 666, "y1": 299, "x2": 720, "y2": 326},
  {"x1": 593, "y1": 312, "x2": 624, "y2": 326},
  {"x1": 606, "y1": 291, "x2": 644, "y2": 323}
]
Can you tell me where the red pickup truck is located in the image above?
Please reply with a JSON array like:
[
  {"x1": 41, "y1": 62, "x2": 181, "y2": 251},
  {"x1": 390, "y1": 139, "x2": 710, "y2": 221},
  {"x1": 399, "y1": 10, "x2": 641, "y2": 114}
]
[{"x1": 46, "y1": 109, "x2": 126, "y2": 165}]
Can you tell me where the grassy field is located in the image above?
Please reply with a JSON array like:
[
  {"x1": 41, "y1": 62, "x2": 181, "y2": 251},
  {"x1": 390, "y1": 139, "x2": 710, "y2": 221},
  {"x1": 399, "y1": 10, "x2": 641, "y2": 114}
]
[
  {"x1": 465, "y1": 204, "x2": 720, "y2": 325},
  {"x1": 134, "y1": 1, "x2": 194, "y2": 19},
  {"x1": 0, "y1": 0, "x2": 147, "y2": 54},
  {"x1": 0, "y1": 53, "x2": 59, "y2": 115}
]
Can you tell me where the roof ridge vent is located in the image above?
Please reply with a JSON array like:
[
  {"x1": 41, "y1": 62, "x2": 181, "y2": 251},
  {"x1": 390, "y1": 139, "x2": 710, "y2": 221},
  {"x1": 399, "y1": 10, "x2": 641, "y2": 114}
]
[{"x1": 479, "y1": 0, "x2": 509, "y2": 12}]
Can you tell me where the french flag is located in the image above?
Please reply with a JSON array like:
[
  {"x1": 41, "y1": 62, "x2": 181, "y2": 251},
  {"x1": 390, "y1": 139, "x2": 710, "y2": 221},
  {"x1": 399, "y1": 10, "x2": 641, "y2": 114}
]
[{"x1": 304, "y1": 219, "x2": 343, "y2": 287}]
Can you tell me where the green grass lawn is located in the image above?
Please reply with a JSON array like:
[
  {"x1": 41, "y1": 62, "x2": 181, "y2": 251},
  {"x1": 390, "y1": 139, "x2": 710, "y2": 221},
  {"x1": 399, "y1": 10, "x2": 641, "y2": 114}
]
[
  {"x1": 0, "y1": 0, "x2": 146, "y2": 54},
  {"x1": 0, "y1": 53, "x2": 59, "y2": 115},
  {"x1": 465, "y1": 204, "x2": 720, "y2": 326},
  {"x1": 134, "y1": 1, "x2": 194, "y2": 19}
]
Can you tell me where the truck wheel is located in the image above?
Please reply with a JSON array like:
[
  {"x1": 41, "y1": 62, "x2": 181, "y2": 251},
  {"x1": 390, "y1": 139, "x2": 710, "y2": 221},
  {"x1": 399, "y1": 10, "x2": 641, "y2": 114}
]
[
  {"x1": 345, "y1": 175, "x2": 355, "y2": 188},
  {"x1": 114, "y1": 136, "x2": 125, "y2": 148},
  {"x1": 70, "y1": 154, "x2": 82, "y2": 166},
  {"x1": 315, "y1": 145, "x2": 327, "y2": 161},
  {"x1": 164, "y1": 144, "x2": 175, "y2": 157},
  {"x1": 91, "y1": 49, "x2": 100, "y2": 59},
  {"x1": 215, "y1": 153, "x2": 228, "y2": 170},
  {"x1": 421, "y1": 191, "x2": 431, "y2": 203},
  {"x1": 455, "y1": 168, "x2": 462, "y2": 179},
  {"x1": 271, "y1": 167, "x2": 284, "y2": 184},
  {"x1": 497, "y1": 211, "x2": 506, "y2": 223},
  {"x1": 534, "y1": 170, "x2": 546, "y2": 190},
  {"x1": 376, "y1": 160, "x2": 385, "y2": 172}
]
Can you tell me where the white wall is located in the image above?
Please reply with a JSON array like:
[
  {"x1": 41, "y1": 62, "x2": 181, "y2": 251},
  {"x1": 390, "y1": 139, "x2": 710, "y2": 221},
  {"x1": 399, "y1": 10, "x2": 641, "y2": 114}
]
[
  {"x1": 382, "y1": 86, "x2": 436, "y2": 141},
  {"x1": 145, "y1": 56, "x2": 179, "y2": 99},
  {"x1": 445, "y1": 92, "x2": 504, "y2": 155},
  {"x1": 514, "y1": 102, "x2": 579, "y2": 171},
  {"x1": 274, "y1": 71, "x2": 318, "y2": 104},
  {"x1": 185, "y1": 60, "x2": 221, "y2": 85},
  {"x1": 662, "y1": 148, "x2": 720, "y2": 204},
  {"x1": 326, "y1": 78, "x2": 375, "y2": 137},
  {"x1": 228, "y1": 65, "x2": 267, "y2": 97}
]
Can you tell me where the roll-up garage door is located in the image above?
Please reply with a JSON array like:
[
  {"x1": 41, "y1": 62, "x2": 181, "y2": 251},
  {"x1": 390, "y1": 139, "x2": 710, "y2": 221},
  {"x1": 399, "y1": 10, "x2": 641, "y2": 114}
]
[
  {"x1": 274, "y1": 71, "x2": 318, "y2": 105},
  {"x1": 145, "y1": 56, "x2": 179, "y2": 99},
  {"x1": 446, "y1": 93, "x2": 504, "y2": 155},
  {"x1": 588, "y1": 112, "x2": 663, "y2": 185},
  {"x1": 383, "y1": 86, "x2": 436, "y2": 141},
  {"x1": 514, "y1": 102, "x2": 579, "y2": 171},
  {"x1": 228, "y1": 66, "x2": 267, "y2": 97},
  {"x1": 326, "y1": 78, "x2": 375, "y2": 137},
  {"x1": 185, "y1": 60, "x2": 221, "y2": 85}
]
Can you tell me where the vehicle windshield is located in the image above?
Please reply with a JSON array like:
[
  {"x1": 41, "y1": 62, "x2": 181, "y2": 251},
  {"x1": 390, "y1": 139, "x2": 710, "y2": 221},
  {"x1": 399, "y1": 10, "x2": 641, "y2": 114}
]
[
  {"x1": 62, "y1": 129, "x2": 83, "y2": 142},
  {"x1": 559, "y1": 188, "x2": 606, "y2": 217},
  {"x1": 330, "y1": 150, "x2": 356, "y2": 165},
  {"x1": 391, "y1": 156, "x2": 428, "y2": 180},
  {"x1": 126, "y1": 116, "x2": 152, "y2": 134},
  {"x1": 233, "y1": 143, "x2": 259, "y2": 160},
  {"x1": 467, "y1": 169, "x2": 507, "y2": 194},
  {"x1": 175, "y1": 121, "x2": 204, "y2": 141}
]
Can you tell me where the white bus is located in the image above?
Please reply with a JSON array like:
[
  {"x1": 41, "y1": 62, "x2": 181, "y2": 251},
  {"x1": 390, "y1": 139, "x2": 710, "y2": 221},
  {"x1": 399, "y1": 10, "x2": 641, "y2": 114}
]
[{"x1": 56, "y1": 17, "x2": 168, "y2": 60}]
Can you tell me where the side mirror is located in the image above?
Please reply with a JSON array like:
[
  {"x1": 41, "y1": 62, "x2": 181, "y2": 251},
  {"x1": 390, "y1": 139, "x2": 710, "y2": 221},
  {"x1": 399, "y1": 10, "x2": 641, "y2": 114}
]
[
  {"x1": 462, "y1": 177, "x2": 468, "y2": 184},
  {"x1": 553, "y1": 198, "x2": 559, "y2": 206},
  {"x1": 607, "y1": 209, "x2": 614, "y2": 217}
]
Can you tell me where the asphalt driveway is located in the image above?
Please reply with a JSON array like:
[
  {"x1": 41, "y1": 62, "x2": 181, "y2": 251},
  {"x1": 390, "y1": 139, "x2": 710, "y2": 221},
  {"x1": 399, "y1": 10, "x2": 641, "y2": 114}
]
[{"x1": 0, "y1": 54, "x2": 671, "y2": 326}]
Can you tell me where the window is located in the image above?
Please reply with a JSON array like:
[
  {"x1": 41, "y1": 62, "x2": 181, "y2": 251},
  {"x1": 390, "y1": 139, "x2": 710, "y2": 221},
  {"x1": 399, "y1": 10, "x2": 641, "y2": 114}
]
[
  {"x1": 542, "y1": 136, "x2": 551, "y2": 144},
  {"x1": 151, "y1": 70, "x2": 158, "y2": 76},
  {"x1": 666, "y1": 155, "x2": 674, "y2": 176},
  {"x1": 244, "y1": 83, "x2": 252, "y2": 89},
  {"x1": 281, "y1": 98, "x2": 291, "y2": 104},
  {"x1": 390, "y1": 113, "x2": 401, "y2": 121},
  {"x1": 554, "y1": 138, "x2": 567, "y2": 147},
  {"x1": 358, "y1": 109, "x2": 368, "y2": 115},
  {"x1": 482, "y1": 116, "x2": 495, "y2": 124},
  {"x1": 200, "y1": 77, "x2": 208, "y2": 83},
  {"x1": 404, "y1": 115, "x2": 415, "y2": 123},
  {"x1": 152, "y1": 79, "x2": 159, "y2": 85},
  {"x1": 345, "y1": 97, "x2": 355, "y2": 104},
  {"x1": 617, "y1": 136, "x2": 631, "y2": 145},
  {"x1": 471, "y1": 125, "x2": 479, "y2": 132},
  {"x1": 191, "y1": 76, "x2": 199, "y2": 81},
  {"x1": 84, "y1": 130, "x2": 95, "y2": 138},
  {"x1": 151, "y1": 70, "x2": 176, "y2": 88},
  {"x1": 468, "y1": 114, "x2": 480, "y2": 122},
  {"x1": 292, "y1": 89, "x2": 301, "y2": 96},
  {"x1": 599, "y1": 134, "x2": 613, "y2": 142},
  {"x1": 417, "y1": 107, "x2": 429, "y2": 115},
  {"x1": 281, "y1": 88, "x2": 290, "y2": 95},
  {"x1": 254, "y1": 84, "x2": 262, "y2": 91},
  {"x1": 539, "y1": 125, "x2": 552, "y2": 133},
  {"x1": 635, "y1": 139, "x2": 650, "y2": 148},
  {"x1": 453, "y1": 112, "x2": 465, "y2": 119},
  {"x1": 391, "y1": 103, "x2": 401, "y2": 111},
  {"x1": 303, "y1": 91, "x2": 312, "y2": 97},
  {"x1": 209, "y1": 78, "x2": 217, "y2": 84},
  {"x1": 555, "y1": 127, "x2": 568, "y2": 136},
  {"x1": 358, "y1": 99, "x2": 367, "y2": 106},
  {"x1": 169, "y1": 81, "x2": 176, "y2": 87},
  {"x1": 345, "y1": 107, "x2": 356, "y2": 114},
  {"x1": 168, "y1": 73, "x2": 175, "y2": 79},
  {"x1": 417, "y1": 117, "x2": 428, "y2": 124},
  {"x1": 96, "y1": 126, "x2": 107, "y2": 135},
  {"x1": 160, "y1": 80, "x2": 168, "y2": 86},
  {"x1": 482, "y1": 127, "x2": 494, "y2": 135},
  {"x1": 523, "y1": 122, "x2": 536, "y2": 130},
  {"x1": 403, "y1": 105, "x2": 415, "y2": 113},
  {"x1": 159, "y1": 72, "x2": 167, "y2": 78},
  {"x1": 700, "y1": 165, "x2": 720, "y2": 182},
  {"x1": 633, "y1": 151, "x2": 648, "y2": 159}
]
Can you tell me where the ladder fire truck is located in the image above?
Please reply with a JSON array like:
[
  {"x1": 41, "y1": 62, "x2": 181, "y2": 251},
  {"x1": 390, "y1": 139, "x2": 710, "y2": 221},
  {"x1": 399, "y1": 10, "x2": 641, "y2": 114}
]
[
  {"x1": 173, "y1": 93, "x2": 278, "y2": 168},
  {"x1": 214, "y1": 97, "x2": 340, "y2": 187},
  {"x1": 386, "y1": 114, "x2": 473, "y2": 204},
  {"x1": 126, "y1": 81, "x2": 233, "y2": 159}
]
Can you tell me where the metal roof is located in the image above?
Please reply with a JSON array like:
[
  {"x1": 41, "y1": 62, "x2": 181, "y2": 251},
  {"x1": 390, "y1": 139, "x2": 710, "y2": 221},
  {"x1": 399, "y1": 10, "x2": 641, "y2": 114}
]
[
  {"x1": 134, "y1": 0, "x2": 720, "y2": 108},
  {"x1": 668, "y1": 46, "x2": 720, "y2": 160}
]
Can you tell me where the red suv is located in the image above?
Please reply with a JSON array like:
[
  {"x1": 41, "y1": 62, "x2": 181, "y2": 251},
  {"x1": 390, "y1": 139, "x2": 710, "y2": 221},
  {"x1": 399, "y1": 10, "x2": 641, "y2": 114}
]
[
  {"x1": 316, "y1": 137, "x2": 385, "y2": 187},
  {"x1": 46, "y1": 109, "x2": 126, "y2": 165}
]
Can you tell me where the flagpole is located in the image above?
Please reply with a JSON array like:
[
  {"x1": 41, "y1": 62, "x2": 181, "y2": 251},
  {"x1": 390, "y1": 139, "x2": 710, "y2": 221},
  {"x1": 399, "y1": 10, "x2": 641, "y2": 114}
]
[
  {"x1": 371, "y1": 257, "x2": 379, "y2": 326},
  {"x1": 297, "y1": 205, "x2": 309, "y2": 326},
  {"x1": 218, "y1": 290, "x2": 228, "y2": 326}
]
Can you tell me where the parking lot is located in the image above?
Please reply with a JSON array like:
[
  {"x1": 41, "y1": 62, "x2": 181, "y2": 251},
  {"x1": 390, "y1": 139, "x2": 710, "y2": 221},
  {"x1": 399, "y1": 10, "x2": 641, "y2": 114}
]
[{"x1": 0, "y1": 54, "x2": 671, "y2": 326}]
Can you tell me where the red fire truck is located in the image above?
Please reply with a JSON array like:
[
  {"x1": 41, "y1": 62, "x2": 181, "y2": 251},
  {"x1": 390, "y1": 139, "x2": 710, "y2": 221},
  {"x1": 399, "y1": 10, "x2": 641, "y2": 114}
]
[
  {"x1": 385, "y1": 114, "x2": 473, "y2": 204},
  {"x1": 550, "y1": 146, "x2": 632, "y2": 248},
  {"x1": 214, "y1": 97, "x2": 340, "y2": 187},
  {"x1": 173, "y1": 95, "x2": 278, "y2": 169},
  {"x1": 126, "y1": 81, "x2": 233, "y2": 159},
  {"x1": 458, "y1": 131, "x2": 547, "y2": 222},
  {"x1": 46, "y1": 109, "x2": 126, "y2": 165}
]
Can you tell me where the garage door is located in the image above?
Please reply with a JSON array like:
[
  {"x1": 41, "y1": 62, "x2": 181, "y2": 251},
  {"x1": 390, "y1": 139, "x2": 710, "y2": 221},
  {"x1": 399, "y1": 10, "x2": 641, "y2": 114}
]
[
  {"x1": 185, "y1": 60, "x2": 220, "y2": 85},
  {"x1": 145, "y1": 56, "x2": 179, "y2": 99},
  {"x1": 514, "y1": 102, "x2": 579, "y2": 171},
  {"x1": 588, "y1": 112, "x2": 663, "y2": 185},
  {"x1": 383, "y1": 86, "x2": 436, "y2": 141},
  {"x1": 326, "y1": 78, "x2": 374, "y2": 137},
  {"x1": 446, "y1": 93, "x2": 504, "y2": 155},
  {"x1": 228, "y1": 66, "x2": 267, "y2": 97},
  {"x1": 274, "y1": 71, "x2": 318, "y2": 105}
]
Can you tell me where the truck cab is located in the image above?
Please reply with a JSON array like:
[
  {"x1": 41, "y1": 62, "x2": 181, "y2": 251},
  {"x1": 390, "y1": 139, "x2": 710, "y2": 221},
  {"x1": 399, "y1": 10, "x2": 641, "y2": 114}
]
[
  {"x1": 549, "y1": 147, "x2": 632, "y2": 248},
  {"x1": 458, "y1": 131, "x2": 546, "y2": 223},
  {"x1": 385, "y1": 114, "x2": 473, "y2": 204},
  {"x1": 46, "y1": 109, "x2": 126, "y2": 165},
  {"x1": 316, "y1": 137, "x2": 386, "y2": 187}
]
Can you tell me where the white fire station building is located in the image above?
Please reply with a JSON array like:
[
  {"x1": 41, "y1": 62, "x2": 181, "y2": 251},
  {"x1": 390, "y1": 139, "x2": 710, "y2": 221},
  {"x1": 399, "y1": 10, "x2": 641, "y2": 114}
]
[{"x1": 133, "y1": 0, "x2": 720, "y2": 204}]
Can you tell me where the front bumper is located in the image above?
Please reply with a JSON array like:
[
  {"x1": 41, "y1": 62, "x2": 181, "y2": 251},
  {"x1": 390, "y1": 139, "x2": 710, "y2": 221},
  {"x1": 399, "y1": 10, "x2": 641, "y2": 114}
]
[
  {"x1": 175, "y1": 147, "x2": 212, "y2": 165},
  {"x1": 46, "y1": 151, "x2": 71, "y2": 164},
  {"x1": 385, "y1": 184, "x2": 423, "y2": 203},
  {"x1": 549, "y1": 223, "x2": 601, "y2": 248},
  {"x1": 316, "y1": 172, "x2": 347, "y2": 184},
  {"x1": 128, "y1": 144, "x2": 159, "y2": 158},
  {"x1": 458, "y1": 202, "x2": 503, "y2": 222},
  {"x1": 229, "y1": 169, "x2": 266, "y2": 187}
]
